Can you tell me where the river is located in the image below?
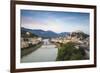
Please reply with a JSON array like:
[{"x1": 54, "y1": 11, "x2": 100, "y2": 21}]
[{"x1": 21, "y1": 39, "x2": 58, "y2": 63}]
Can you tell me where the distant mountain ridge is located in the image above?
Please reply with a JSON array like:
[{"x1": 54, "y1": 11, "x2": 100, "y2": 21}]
[
  {"x1": 21, "y1": 27, "x2": 69, "y2": 38},
  {"x1": 59, "y1": 32, "x2": 70, "y2": 37}
]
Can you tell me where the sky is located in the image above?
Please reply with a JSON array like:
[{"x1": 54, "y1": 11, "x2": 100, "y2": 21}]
[{"x1": 21, "y1": 10, "x2": 90, "y2": 34}]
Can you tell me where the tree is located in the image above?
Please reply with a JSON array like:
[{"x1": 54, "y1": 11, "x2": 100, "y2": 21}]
[{"x1": 56, "y1": 42, "x2": 85, "y2": 61}]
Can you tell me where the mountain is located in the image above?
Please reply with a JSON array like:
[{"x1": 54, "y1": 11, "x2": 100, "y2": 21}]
[
  {"x1": 59, "y1": 32, "x2": 70, "y2": 37},
  {"x1": 43, "y1": 30, "x2": 58, "y2": 38},
  {"x1": 22, "y1": 27, "x2": 89, "y2": 39},
  {"x1": 21, "y1": 27, "x2": 58, "y2": 38},
  {"x1": 21, "y1": 28, "x2": 38, "y2": 38},
  {"x1": 21, "y1": 27, "x2": 70, "y2": 38}
]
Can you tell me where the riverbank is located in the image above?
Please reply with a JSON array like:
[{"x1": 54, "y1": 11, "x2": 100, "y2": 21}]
[{"x1": 21, "y1": 42, "x2": 43, "y2": 58}]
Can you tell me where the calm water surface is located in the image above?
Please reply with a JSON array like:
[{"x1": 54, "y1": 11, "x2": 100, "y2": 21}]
[{"x1": 21, "y1": 39, "x2": 58, "y2": 63}]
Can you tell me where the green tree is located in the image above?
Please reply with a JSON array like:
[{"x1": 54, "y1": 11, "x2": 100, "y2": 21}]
[{"x1": 56, "y1": 42, "x2": 85, "y2": 61}]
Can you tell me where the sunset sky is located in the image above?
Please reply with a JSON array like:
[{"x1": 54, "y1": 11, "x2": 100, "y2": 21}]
[{"x1": 21, "y1": 10, "x2": 90, "y2": 34}]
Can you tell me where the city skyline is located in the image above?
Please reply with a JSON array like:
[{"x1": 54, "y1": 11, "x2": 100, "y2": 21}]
[{"x1": 21, "y1": 10, "x2": 90, "y2": 34}]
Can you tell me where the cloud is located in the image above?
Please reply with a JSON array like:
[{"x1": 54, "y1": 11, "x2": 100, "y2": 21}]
[{"x1": 21, "y1": 10, "x2": 89, "y2": 34}]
